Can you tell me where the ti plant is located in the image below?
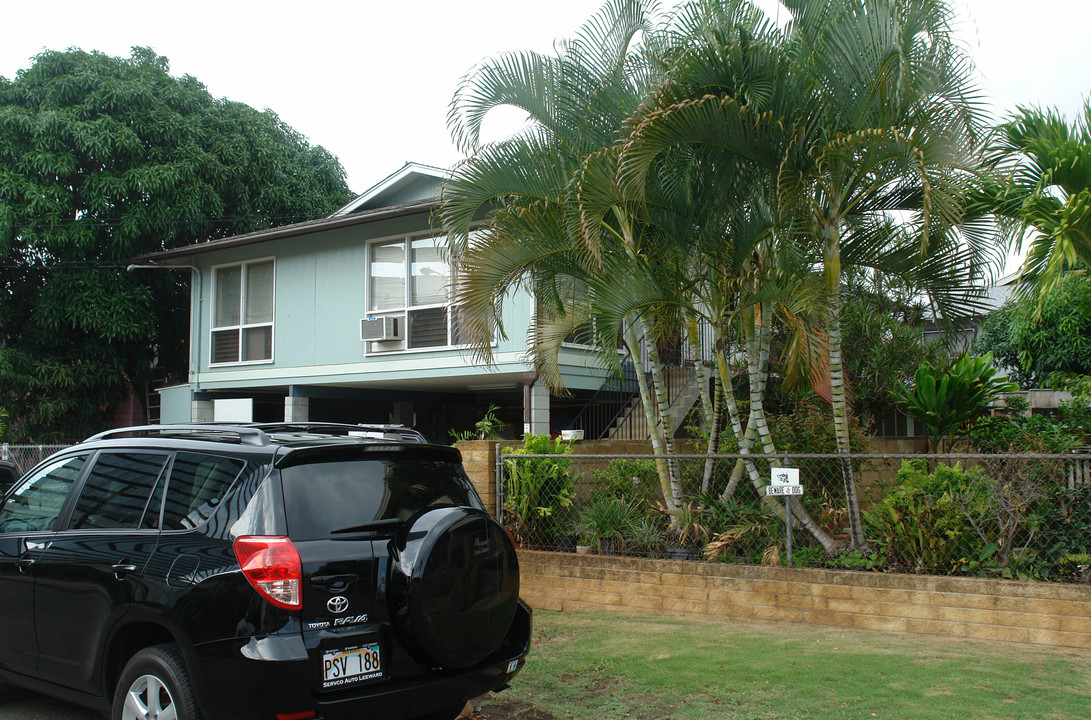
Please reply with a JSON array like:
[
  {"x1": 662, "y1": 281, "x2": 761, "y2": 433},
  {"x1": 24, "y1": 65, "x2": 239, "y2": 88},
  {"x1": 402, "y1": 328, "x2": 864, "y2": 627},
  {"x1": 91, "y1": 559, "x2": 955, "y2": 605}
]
[{"x1": 895, "y1": 353, "x2": 1019, "y2": 452}]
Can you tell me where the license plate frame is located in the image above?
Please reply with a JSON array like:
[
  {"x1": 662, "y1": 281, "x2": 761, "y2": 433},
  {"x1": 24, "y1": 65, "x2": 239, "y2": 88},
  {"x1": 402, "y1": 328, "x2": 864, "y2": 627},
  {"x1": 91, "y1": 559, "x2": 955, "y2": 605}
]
[{"x1": 320, "y1": 641, "x2": 383, "y2": 690}]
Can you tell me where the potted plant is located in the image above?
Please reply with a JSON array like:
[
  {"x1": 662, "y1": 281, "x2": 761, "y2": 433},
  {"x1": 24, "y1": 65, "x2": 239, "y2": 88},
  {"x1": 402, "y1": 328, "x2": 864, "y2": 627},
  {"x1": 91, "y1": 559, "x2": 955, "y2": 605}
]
[
  {"x1": 571, "y1": 515, "x2": 595, "y2": 555},
  {"x1": 578, "y1": 494, "x2": 636, "y2": 556},
  {"x1": 654, "y1": 500, "x2": 709, "y2": 560},
  {"x1": 625, "y1": 515, "x2": 668, "y2": 559}
]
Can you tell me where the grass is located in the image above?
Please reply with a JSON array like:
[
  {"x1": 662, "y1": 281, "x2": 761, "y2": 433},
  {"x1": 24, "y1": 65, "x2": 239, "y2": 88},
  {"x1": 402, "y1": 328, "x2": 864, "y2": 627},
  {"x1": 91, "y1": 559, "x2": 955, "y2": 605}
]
[{"x1": 486, "y1": 610, "x2": 1091, "y2": 720}]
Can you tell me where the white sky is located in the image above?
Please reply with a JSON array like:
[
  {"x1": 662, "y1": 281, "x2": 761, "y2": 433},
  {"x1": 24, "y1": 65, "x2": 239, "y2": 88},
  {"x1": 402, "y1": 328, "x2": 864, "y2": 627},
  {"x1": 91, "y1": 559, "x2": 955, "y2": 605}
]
[{"x1": 2, "y1": 0, "x2": 1089, "y2": 195}]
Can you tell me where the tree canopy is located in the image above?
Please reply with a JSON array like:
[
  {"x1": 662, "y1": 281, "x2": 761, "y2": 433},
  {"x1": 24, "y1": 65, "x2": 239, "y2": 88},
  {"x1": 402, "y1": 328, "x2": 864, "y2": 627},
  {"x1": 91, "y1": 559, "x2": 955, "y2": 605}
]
[
  {"x1": 973, "y1": 273, "x2": 1091, "y2": 387},
  {"x1": 0, "y1": 47, "x2": 353, "y2": 441}
]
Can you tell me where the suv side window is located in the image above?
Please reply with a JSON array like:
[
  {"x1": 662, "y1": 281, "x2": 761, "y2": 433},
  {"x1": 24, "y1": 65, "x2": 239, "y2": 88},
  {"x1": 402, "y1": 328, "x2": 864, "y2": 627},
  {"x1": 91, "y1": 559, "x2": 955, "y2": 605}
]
[
  {"x1": 162, "y1": 453, "x2": 246, "y2": 530},
  {"x1": 0, "y1": 455, "x2": 88, "y2": 533},
  {"x1": 68, "y1": 453, "x2": 170, "y2": 531}
]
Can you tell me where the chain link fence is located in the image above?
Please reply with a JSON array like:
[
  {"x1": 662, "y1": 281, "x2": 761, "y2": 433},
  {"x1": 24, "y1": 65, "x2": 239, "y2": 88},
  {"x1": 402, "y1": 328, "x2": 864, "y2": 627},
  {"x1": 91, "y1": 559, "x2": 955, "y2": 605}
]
[
  {"x1": 1, "y1": 444, "x2": 72, "y2": 475},
  {"x1": 497, "y1": 451, "x2": 1091, "y2": 584}
]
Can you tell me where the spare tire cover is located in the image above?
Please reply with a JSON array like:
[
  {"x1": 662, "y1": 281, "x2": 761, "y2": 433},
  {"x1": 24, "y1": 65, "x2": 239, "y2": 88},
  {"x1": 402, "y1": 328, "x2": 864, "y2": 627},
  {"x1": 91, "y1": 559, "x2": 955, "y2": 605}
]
[{"x1": 388, "y1": 506, "x2": 519, "y2": 669}]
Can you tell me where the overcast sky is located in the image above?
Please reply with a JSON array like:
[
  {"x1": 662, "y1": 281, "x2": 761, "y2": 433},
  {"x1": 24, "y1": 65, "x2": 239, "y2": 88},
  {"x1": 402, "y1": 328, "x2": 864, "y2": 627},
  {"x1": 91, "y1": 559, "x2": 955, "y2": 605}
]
[{"x1": 2, "y1": 0, "x2": 1089, "y2": 194}]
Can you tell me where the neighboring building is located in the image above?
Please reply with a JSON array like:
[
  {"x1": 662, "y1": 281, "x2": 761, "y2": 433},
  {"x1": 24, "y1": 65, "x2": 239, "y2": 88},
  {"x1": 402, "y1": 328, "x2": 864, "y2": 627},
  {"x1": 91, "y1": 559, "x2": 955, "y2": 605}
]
[{"x1": 133, "y1": 163, "x2": 622, "y2": 442}]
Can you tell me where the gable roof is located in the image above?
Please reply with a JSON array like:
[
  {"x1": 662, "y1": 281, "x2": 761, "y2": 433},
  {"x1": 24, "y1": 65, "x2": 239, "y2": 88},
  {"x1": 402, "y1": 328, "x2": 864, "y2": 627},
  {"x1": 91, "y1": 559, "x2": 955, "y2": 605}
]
[{"x1": 332, "y1": 162, "x2": 448, "y2": 217}]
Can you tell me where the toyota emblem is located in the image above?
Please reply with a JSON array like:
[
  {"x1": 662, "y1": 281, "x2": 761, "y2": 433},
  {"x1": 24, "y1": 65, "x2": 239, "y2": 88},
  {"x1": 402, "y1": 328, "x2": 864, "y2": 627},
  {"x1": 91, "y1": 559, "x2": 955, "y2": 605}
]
[{"x1": 327, "y1": 595, "x2": 350, "y2": 614}]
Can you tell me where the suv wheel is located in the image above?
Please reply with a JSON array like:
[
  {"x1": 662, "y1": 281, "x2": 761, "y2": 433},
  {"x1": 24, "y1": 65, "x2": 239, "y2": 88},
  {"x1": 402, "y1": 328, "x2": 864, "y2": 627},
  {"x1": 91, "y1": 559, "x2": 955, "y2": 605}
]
[{"x1": 113, "y1": 644, "x2": 202, "y2": 720}]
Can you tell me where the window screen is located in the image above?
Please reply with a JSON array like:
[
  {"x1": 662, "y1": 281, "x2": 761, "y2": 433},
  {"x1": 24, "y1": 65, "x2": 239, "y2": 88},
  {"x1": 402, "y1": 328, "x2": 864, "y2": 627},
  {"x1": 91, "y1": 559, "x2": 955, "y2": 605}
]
[
  {"x1": 369, "y1": 240, "x2": 406, "y2": 310},
  {"x1": 212, "y1": 260, "x2": 274, "y2": 364},
  {"x1": 69, "y1": 453, "x2": 168, "y2": 530},
  {"x1": 162, "y1": 453, "x2": 246, "y2": 530}
]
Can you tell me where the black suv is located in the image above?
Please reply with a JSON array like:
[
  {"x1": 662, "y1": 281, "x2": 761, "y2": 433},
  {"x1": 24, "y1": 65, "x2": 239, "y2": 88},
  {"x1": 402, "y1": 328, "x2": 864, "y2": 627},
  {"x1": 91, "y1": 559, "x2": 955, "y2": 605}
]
[{"x1": 0, "y1": 423, "x2": 529, "y2": 720}]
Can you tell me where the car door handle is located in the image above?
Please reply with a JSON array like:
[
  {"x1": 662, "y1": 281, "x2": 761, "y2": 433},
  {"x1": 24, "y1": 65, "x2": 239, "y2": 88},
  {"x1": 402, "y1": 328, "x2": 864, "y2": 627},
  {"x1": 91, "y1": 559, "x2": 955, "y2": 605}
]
[
  {"x1": 112, "y1": 562, "x2": 138, "y2": 579},
  {"x1": 25, "y1": 540, "x2": 51, "y2": 551}
]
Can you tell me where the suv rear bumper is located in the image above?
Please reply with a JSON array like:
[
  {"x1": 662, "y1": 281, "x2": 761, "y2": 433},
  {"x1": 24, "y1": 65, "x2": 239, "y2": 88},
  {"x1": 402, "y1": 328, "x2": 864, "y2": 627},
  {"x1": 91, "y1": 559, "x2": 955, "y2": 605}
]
[{"x1": 192, "y1": 603, "x2": 531, "y2": 720}]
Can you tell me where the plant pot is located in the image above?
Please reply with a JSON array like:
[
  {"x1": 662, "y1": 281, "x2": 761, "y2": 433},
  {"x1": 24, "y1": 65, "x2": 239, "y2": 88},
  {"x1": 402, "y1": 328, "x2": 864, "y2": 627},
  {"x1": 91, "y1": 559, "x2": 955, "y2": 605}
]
[
  {"x1": 663, "y1": 546, "x2": 700, "y2": 561},
  {"x1": 576, "y1": 545, "x2": 594, "y2": 555},
  {"x1": 556, "y1": 533, "x2": 578, "y2": 554}
]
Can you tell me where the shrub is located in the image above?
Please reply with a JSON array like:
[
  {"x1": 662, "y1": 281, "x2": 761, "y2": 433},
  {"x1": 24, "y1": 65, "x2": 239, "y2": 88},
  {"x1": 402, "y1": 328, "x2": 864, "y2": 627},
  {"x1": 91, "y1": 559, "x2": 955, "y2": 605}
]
[
  {"x1": 1028, "y1": 484, "x2": 1091, "y2": 581},
  {"x1": 590, "y1": 458, "x2": 662, "y2": 505},
  {"x1": 864, "y1": 460, "x2": 993, "y2": 573},
  {"x1": 501, "y1": 434, "x2": 575, "y2": 545},
  {"x1": 969, "y1": 396, "x2": 1081, "y2": 453}
]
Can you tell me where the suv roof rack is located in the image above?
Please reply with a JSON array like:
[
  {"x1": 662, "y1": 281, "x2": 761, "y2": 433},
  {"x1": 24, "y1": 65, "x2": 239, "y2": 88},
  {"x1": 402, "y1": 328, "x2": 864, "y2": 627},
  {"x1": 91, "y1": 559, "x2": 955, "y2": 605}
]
[
  {"x1": 83, "y1": 424, "x2": 271, "y2": 446},
  {"x1": 247, "y1": 423, "x2": 425, "y2": 441}
]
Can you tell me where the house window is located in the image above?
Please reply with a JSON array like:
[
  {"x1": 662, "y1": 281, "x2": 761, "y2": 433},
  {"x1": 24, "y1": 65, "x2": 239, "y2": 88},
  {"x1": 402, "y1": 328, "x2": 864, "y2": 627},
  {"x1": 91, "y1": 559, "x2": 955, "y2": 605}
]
[
  {"x1": 211, "y1": 259, "x2": 274, "y2": 365},
  {"x1": 367, "y1": 236, "x2": 464, "y2": 350}
]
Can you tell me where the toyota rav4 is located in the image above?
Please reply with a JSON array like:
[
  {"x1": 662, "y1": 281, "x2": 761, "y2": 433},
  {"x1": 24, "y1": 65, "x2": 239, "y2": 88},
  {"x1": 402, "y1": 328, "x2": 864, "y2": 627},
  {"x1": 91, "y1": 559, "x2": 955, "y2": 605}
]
[{"x1": 0, "y1": 423, "x2": 529, "y2": 720}]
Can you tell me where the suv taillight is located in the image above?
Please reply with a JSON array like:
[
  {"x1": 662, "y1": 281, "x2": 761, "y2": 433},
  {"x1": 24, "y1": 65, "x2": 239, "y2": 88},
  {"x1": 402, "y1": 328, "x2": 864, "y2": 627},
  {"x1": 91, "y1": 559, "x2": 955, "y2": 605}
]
[{"x1": 233, "y1": 536, "x2": 302, "y2": 610}]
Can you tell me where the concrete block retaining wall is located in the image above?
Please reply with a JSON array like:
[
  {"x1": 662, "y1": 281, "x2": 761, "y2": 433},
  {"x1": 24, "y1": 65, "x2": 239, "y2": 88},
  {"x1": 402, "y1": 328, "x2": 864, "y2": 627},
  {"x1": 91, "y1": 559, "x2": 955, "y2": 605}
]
[{"x1": 518, "y1": 550, "x2": 1091, "y2": 650}]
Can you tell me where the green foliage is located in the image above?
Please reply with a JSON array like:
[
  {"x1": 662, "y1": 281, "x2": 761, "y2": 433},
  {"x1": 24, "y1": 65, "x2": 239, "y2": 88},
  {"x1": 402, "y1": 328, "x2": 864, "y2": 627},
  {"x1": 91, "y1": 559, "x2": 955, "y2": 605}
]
[
  {"x1": 449, "y1": 403, "x2": 503, "y2": 442},
  {"x1": 895, "y1": 353, "x2": 1019, "y2": 451},
  {"x1": 1029, "y1": 484, "x2": 1091, "y2": 582},
  {"x1": 0, "y1": 47, "x2": 353, "y2": 440},
  {"x1": 590, "y1": 458, "x2": 662, "y2": 505},
  {"x1": 577, "y1": 493, "x2": 643, "y2": 553},
  {"x1": 1049, "y1": 371, "x2": 1091, "y2": 401},
  {"x1": 969, "y1": 403, "x2": 1081, "y2": 453},
  {"x1": 501, "y1": 435, "x2": 575, "y2": 544},
  {"x1": 767, "y1": 399, "x2": 870, "y2": 497},
  {"x1": 980, "y1": 101, "x2": 1091, "y2": 301},
  {"x1": 623, "y1": 516, "x2": 668, "y2": 558},
  {"x1": 838, "y1": 283, "x2": 953, "y2": 428},
  {"x1": 651, "y1": 499, "x2": 709, "y2": 550},
  {"x1": 700, "y1": 492, "x2": 780, "y2": 564},
  {"x1": 973, "y1": 275, "x2": 1091, "y2": 387},
  {"x1": 864, "y1": 461, "x2": 993, "y2": 574},
  {"x1": 787, "y1": 544, "x2": 887, "y2": 570}
]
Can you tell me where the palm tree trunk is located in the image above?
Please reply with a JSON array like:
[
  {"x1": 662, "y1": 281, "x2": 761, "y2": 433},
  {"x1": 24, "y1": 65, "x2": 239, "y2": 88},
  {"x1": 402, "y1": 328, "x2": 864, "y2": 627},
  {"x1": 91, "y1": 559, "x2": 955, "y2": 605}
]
[
  {"x1": 623, "y1": 321, "x2": 677, "y2": 510},
  {"x1": 686, "y1": 314, "x2": 719, "y2": 494},
  {"x1": 748, "y1": 305, "x2": 838, "y2": 552},
  {"x1": 640, "y1": 314, "x2": 683, "y2": 510},
  {"x1": 823, "y1": 224, "x2": 867, "y2": 551}
]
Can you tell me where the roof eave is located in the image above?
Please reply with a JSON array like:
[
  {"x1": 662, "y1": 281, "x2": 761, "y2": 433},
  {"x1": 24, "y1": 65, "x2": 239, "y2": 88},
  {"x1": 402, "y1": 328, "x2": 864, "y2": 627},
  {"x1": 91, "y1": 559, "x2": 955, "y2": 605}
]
[{"x1": 131, "y1": 199, "x2": 436, "y2": 265}]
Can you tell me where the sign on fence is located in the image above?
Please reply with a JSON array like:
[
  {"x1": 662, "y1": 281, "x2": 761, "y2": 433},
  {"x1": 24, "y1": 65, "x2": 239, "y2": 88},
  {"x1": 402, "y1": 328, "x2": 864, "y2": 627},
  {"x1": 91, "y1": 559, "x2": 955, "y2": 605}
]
[{"x1": 766, "y1": 467, "x2": 802, "y2": 496}]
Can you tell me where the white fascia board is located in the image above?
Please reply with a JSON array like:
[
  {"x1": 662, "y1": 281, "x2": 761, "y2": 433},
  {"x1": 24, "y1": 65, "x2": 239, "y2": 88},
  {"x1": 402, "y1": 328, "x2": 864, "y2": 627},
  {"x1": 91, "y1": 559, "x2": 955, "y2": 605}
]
[{"x1": 332, "y1": 162, "x2": 450, "y2": 217}]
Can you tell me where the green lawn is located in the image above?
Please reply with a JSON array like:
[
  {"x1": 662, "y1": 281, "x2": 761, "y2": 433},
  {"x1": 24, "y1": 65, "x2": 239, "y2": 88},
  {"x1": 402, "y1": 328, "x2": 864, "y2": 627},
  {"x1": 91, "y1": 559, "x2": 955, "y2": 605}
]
[{"x1": 482, "y1": 610, "x2": 1091, "y2": 720}]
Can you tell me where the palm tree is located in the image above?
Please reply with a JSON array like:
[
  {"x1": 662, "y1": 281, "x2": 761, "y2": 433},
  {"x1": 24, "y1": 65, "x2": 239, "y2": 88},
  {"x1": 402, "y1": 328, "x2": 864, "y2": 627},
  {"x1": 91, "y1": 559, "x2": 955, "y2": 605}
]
[
  {"x1": 982, "y1": 100, "x2": 1091, "y2": 300},
  {"x1": 441, "y1": 0, "x2": 694, "y2": 506},
  {"x1": 618, "y1": 0, "x2": 996, "y2": 550}
]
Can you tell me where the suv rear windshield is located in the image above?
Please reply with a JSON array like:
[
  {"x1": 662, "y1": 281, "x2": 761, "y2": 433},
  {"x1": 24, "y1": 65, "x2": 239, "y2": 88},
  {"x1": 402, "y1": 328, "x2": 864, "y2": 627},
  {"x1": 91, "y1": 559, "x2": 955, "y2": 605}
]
[{"x1": 280, "y1": 457, "x2": 481, "y2": 541}]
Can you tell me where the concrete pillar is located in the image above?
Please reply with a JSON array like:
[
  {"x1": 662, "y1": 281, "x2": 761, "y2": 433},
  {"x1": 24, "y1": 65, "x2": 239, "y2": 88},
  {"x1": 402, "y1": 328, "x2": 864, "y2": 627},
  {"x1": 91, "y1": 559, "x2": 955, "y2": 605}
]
[
  {"x1": 525, "y1": 381, "x2": 550, "y2": 436},
  {"x1": 285, "y1": 395, "x2": 310, "y2": 422}
]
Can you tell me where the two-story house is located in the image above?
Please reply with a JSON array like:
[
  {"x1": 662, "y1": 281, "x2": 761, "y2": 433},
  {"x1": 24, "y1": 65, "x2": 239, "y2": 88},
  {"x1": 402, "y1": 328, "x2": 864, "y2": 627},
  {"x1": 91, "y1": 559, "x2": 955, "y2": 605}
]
[{"x1": 133, "y1": 163, "x2": 623, "y2": 442}]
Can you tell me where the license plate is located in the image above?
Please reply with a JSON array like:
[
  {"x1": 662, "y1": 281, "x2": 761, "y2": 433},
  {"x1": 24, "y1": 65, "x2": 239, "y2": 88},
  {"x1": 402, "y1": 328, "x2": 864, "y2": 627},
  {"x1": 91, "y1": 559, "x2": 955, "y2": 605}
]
[{"x1": 321, "y1": 643, "x2": 382, "y2": 689}]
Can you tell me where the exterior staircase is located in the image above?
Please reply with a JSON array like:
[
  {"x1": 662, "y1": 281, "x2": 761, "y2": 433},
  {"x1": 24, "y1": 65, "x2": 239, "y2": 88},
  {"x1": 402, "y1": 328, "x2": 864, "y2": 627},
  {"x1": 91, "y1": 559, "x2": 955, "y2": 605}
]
[{"x1": 608, "y1": 366, "x2": 709, "y2": 440}]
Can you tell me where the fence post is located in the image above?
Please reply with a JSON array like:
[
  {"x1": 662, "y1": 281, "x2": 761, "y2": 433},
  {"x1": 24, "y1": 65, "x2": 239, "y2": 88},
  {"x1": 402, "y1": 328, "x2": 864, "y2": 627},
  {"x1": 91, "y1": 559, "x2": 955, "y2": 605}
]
[
  {"x1": 1, "y1": 443, "x2": 7, "y2": 461},
  {"x1": 495, "y1": 448, "x2": 504, "y2": 522},
  {"x1": 783, "y1": 453, "x2": 793, "y2": 567}
]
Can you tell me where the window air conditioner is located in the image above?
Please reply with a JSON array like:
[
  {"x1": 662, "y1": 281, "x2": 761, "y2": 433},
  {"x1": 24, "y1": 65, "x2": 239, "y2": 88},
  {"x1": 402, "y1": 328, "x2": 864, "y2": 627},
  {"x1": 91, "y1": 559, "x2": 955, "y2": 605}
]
[{"x1": 360, "y1": 316, "x2": 402, "y2": 342}]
